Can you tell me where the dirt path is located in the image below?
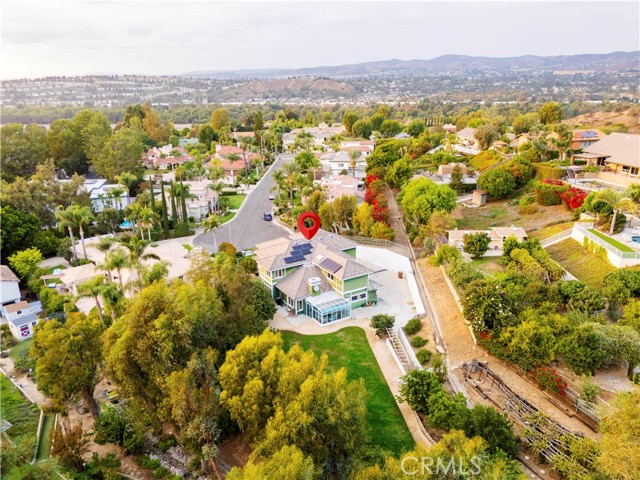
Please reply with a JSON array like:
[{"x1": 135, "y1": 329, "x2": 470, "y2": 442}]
[
  {"x1": 385, "y1": 187, "x2": 411, "y2": 247},
  {"x1": 417, "y1": 259, "x2": 599, "y2": 439},
  {"x1": 270, "y1": 312, "x2": 434, "y2": 447}
]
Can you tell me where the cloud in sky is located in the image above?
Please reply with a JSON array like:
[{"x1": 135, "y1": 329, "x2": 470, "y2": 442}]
[{"x1": 2, "y1": 1, "x2": 639, "y2": 78}]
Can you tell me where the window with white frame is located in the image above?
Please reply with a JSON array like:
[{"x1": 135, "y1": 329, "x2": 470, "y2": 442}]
[{"x1": 272, "y1": 268, "x2": 286, "y2": 279}]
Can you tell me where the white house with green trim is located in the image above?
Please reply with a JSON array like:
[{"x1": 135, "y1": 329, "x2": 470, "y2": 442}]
[{"x1": 255, "y1": 230, "x2": 380, "y2": 324}]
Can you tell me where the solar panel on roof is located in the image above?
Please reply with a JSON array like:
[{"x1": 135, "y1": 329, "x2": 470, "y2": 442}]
[
  {"x1": 320, "y1": 258, "x2": 342, "y2": 273},
  {"x1": 284, "y1": 254, "x2": 305, "y2": 264}
]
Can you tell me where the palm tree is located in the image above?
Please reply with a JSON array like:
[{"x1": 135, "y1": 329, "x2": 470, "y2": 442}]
[
  {"x1": 626, "y1": 183, "x2": 640, "y2": 203},
  {"x1": 282, "y1": 162, "x2": 302, "y2": 207},
  {"x1": 239, "y1": 138, "x2": 252, "y2": 175},
  {"x1": 109, "y1": 186, "x2": 126, "y2": 210},
  {"x1": 202, "y1": 214, "x2": 222, "y2": 250},
  {"x1": 138, "y1": 206, "x2": 157, "y2": 241},
  {"x1": 118, "y1": 237, "x2": 161, "y2": 292},
  {"x1": 55, "y1": 206, "x2": 79, "y2": 264},
  {"x1": 77, "y1": 276, "x2": 107, "y2": 324},
  {"x1": 115, "y1": 172, "x2": 138, "y2": 207},
  {"x1": 348, "y1": 150, "x2": 362, "y2": 178},
  {"x1": 208, "y1": 182, "x2": 224, "y2": 212},
  {"x1": 74, "y1": 205, "x2": 95, "y2": 261},
  {"x1": 103, "y1": 248, "x2": 129, "y2": 292},
  {"x1": 271, "y1": 169, "x2": 285, "y2": 198},
  {"x1": 175, "y1": 165, "x2": 188, "y2": 182},
  {"x1": 597, "y1": 189, "x2": 638, "y2": 234},
  {"x1": 100, "y1": 281, "x2": 122, "y2": 324},
  {"x1": 551, "y1": 125, "x2": 572, "y2": 163},
  {"x1": 94, "y1": 238, "x2": 114, "y2": 281},
  {"x1": 125, "y1": 202, "x2": 144, "y2": 239}
]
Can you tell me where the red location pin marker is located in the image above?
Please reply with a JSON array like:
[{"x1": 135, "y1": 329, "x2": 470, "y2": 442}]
[{"x1": 297, "y1": 211, "x2": 321, "y2": 240}]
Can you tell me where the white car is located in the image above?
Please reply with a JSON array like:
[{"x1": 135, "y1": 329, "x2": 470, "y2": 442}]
[{"x1": 268, "y1": 193, "x2": 276, "y2": 200}]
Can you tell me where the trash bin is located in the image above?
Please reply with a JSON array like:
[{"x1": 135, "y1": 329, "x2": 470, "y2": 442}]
[{"x1": 398, "y1": 271, "x2": 403, "y2": 279}]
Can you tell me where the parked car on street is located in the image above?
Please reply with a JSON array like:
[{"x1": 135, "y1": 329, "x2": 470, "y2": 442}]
[{"x1": 263, "y1": 212, "x2": 273, "y2": 221}]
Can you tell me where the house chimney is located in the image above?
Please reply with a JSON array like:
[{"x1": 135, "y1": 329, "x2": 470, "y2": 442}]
[{"x1": 308, "y1": 277, "x2": 321, "y2": 296}]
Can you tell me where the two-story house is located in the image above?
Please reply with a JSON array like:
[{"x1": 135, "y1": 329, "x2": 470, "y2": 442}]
[{"x1": 255, "y1": 231, "x2": 379, "y2": 324}]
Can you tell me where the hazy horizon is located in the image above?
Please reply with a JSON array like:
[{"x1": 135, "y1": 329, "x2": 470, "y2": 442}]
[{"x1": 2, "y1": 1, "x2": 639, "y2": 80}]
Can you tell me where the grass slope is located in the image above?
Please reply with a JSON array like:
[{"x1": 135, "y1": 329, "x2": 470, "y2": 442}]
[
  {"x1": 546, "y1": 238, "x2": 616, "y2": 288},
  {"x1": 528, "y1": 222, "x2": 574, "y2": 241},
  {"x1": 9, "y1": 339, "x2": 31, "y2": 363},
  {"x1": 281, "y1": 328, "x2": 414, "y2": 456},
  {"x1": 0, "y1": 374, "x2": 39, "y2": 451}
]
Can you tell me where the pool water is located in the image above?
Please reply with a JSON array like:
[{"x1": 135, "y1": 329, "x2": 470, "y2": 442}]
[
  {"x1": 632, "y1": 236, "x2": 640, "y2": 244},
  {"x1": 119, "y1": 220, "x2": 133, "y2": 229}
]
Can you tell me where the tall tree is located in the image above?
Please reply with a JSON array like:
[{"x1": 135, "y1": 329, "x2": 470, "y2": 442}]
[
  {"x1": 210, "y1": 108, "x2": 230, "y2": 132},
  {"x1": 539, "y1": 102, "x2": 563, "y2": 124},
  {"x1": 93, "y1": 127, "x2": 144, "y2": 181},
  {"x1": 31, "y1": 313, "x2": 104, "y2": 417},
  {"x1": 0, "y1": 123, "x2": 50, "y2": 182},
  {"x1": 55, "y1": 205, "x2": 79, "y2": 264},
  {"x1": 160, "y1": 180, "x2": 170, "y2": 238}
]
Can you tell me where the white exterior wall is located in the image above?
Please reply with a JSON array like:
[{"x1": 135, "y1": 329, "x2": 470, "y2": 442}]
[
  {"x1": 0, "y1": 282, "x2": 21, "y2": 305},
  {"x1": 571, "y1": 226, "x2": 640, "y2": 268}
]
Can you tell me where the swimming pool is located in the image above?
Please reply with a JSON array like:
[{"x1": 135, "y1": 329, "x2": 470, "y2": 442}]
[
  {"x1": 632, "y1": 236, "x2": 640, "y2": 244},
  {"x1": 119, "y1": 220, "x2": 133, "y2": 229}
]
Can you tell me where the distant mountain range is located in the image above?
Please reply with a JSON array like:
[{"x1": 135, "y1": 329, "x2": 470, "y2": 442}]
[{"x1": 183, "y1": 51, "x2": 640, "y2": 78}]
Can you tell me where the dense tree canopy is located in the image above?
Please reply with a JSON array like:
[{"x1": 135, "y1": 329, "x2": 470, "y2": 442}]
[
  {"x1": 398, "y1": 177, "x2": 456, "y2": 227},
  {"x1": 0, "y1": 123, "x2": 50, "y2": 182}
]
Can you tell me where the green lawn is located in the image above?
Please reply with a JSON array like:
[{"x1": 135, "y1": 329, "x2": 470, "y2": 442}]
[
  {"x1": 36, "y1": 414, "x2": 55, "y2": 461},
  {"x1": 220, "y1": 212, "x2": 236, "y2": 224},
  {"x1": 0, "y1": 374, "x2": 39, "y2": 453},
  {"x1": 529, "y1": 222, "x2": 574, "y2": 241},
  {"x1": 281, "y1": 328, "x2": 415, "y2": 456},
  {"x1": 546, "y1": 238, "x2": 616, "y2": 288},
  {"x1": 9, "y1": 338, "x2": 32, "y2": 363},
  {"x1": 589, "y1": 229, "x2": 634, "y2": 253},
  {"x1": 470, "y1": 257, "x2": 506, "y2": 275},
  {"x1": 222, "y1": 194, "x2": 246, "y2": 210}
]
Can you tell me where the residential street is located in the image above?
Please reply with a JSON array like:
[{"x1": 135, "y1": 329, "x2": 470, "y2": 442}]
[{"x1": 193, "y1": 153, "x2": 293, "y2": 252}]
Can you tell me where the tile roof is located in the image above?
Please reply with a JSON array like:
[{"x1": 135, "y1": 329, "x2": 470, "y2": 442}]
[
  {"x1": 276, "y1": 263, "x2": 333, "y2": 301},
  {"x1": 217, "y1": 145, "x2": 244, "y2": 155},
  {"x1": 311, "y1": 243, "x2": 372, "y2": 280},
  {"x1": 0, "y1": 265, "x2": 19, "y2": 283}
]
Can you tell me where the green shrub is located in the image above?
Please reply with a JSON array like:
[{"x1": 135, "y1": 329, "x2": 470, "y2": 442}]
[
  {"x1": 139, "y1": 455, "x2": 162, "y2": 470},
  {"x1": 410, "y1": 336, "x2": 427, "y2": 348},
  {"x1": 534, "y1": 163, "x2": 565, "y2": 180},
  {"x1": 518, "y1": 196, "x2": 534, "y2": 207},
  {"x1": 434, "y1": 245, "x2": 461, "y2": 265},
  {"x1": 416, "y1": 349, "x2": 432, "y2": 365},
  {"x1": 370, "y1": 314, "x2": 395, "y2": 336},
  {"x1": 404, "y1": 318, "x2": 422, "y2": 336},
  {"x1": 153, "y1": 466, "x2": 169, "y2": 479}
]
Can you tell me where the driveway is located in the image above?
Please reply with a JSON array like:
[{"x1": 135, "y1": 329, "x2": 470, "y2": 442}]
[{"x1": 193, "y1": 154, "x2": 293, "y2": 252}]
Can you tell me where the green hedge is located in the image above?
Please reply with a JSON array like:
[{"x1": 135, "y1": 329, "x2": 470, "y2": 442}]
[{"x1": 534, "y1": 163, "x2": 565, "y2": 180}]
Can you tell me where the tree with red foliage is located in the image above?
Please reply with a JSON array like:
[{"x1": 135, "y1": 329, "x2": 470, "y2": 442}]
[
  {"x1": 371, "y1": 195, "x2": 390, "y2": 223},
  {"x1": 560, "y1": 187, "x2": 587, "y2": 211},
  {"x1": 365, "y1": 179, "x2": 386, "y2": 205}
]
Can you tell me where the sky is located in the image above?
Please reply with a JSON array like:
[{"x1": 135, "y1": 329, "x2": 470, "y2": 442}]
[{"x1": 2, "y1": 0, "x2": 639, "y2": 79}]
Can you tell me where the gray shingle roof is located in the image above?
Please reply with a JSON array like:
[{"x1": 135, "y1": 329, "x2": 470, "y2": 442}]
[
  {"x1": 583, "y1": 133, "x2": 640, "y2": 168},
  {"x1": 276, "y1": 264, "x2": 333, "y2": 301}
]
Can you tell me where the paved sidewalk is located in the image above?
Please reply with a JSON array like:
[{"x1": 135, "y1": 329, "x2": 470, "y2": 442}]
[{"x1": 270, "y1": 312, "x2": 434, "y2": 447}]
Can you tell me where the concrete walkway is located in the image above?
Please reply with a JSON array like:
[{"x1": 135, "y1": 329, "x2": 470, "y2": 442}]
[
  {"x1": 0, "y1": 350, "x2": 49, "y2": 407},
  {"x1": 270, "y1": 312, "x2": 434, "y2": 447}
]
